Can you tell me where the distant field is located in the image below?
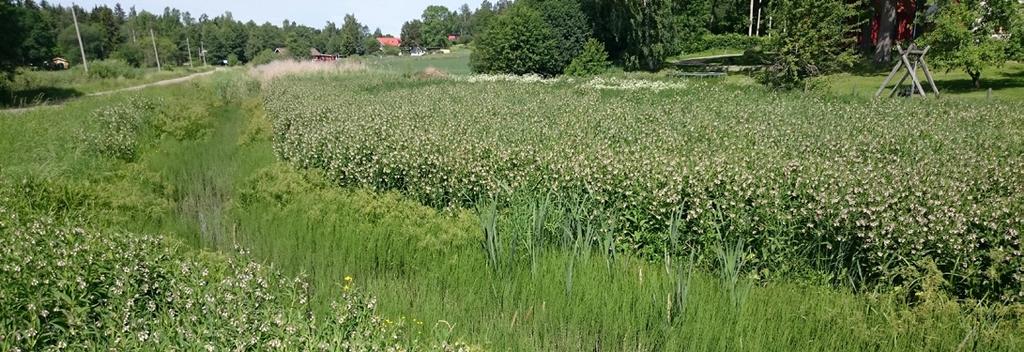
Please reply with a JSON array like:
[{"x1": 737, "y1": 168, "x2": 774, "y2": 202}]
[{"x1": 364, "y1": 50, "x2": 472, "y2": 75}]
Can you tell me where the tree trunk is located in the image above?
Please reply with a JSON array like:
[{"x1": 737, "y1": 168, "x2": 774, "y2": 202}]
[
  {"x1": 874, "y1": 0, "x2": 896, "y2": 64},
  {"x1": 970, "y1": 70, "x2": 981, "y2": 89}
]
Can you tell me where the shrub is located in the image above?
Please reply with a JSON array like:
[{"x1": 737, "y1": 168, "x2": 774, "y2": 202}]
[
  {"x1": 758, "y1": 0, "x2": 858, "y2": 90},
  {"x1": 112, "y1": 42, "x2": 146, "y2": 68},
  {"x1": 0, "y1": 202, "x2": 431, "y2": 350},
  {"x1": 83, "y1": 97, "x2": 157, "y2": 161},
  {"x1": 470, "y1": 6, "x2": 559, "y2": 76},
  {"x1": 521, "y1": 0, "x2": 592, "y2": 73},
  {"x1": 248, "y1": 48, "x2": 279, "y2": 66},
  {"x1": 564, "y1": 38, "x2": 611, "y2": 77},
  {"x1": 152, "y1": 103, "x2": 212, "y2": 140},
  {"x1": 88, "y1": 59, "x2": 140, "y2": 79}
]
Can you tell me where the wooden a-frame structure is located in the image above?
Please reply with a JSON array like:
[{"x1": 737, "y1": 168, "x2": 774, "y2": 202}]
[{"x1": 875, "y1": 43, "x2": 940, "y2": 98}]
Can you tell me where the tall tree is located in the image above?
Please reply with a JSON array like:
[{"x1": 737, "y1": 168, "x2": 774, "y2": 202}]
[
  {"x1": 338, "y1": 14, "x2": 364, "y2": 56},
  {"x1": 0, "y1": 0, "x2": 28, "y2": 77},
  {"x1": 421, "y1": 5, "x2": 454, "y2": 48},
  {"x1": 400, "y1": 20, "x2": 424, "y2": 48}
]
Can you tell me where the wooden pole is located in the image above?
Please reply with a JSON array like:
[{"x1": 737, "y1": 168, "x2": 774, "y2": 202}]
[
  {"x1": 71, "y1": 4, "x2": 89, "y2": 73},
  {"x1": 186, "y1": 37, "x2": 194, "y2": 68},
  {"x1": 149, "y1": 28, "x2": 162, "y2": 71}
]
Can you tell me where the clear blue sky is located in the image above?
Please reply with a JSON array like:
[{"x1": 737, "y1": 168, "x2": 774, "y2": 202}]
[{"x1": 53, "y1": 0, "x2": 479, "y2": 36}]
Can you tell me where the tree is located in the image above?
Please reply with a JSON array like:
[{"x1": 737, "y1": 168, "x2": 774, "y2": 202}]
[
  {"x1": 920, "y1": 1, "x2": 1007, "y2": 89},
  {"x1": 470, "y1": 5, "x2": 558, "y2": 75},
  {"x1": 759, "y1": 0, "x2": 858, "y2": 90},
  {"x1": 0, "y1": 1, "x2": 27, "y2": 77},
  {"x1": 59, "y1": 22, "x2": 105, "y2": 64},
  {"x1": 421, "y1": 5, "x2": 454, "y2": 48},
  {"x1": 400, "y1": 20, "x2": 424, "y2": 48},
  {"x1": 471, "y1": 0, "x2": 497, "y2": 36},
  {"x1": 338, "y1": 14, "x2": 365, "y2": 56},
  {"x1": 564, "y1": 38, "x2": 611, "y2": 76},
  {"x1": 583, "y1": 0, "x2": 677, "y2": 71},
  {"x1": 521, "y1": 0, "x2": 591, "y2": 72},
  {"x1": 874, "y1": 0, "x2": 897, "y2": 63}
]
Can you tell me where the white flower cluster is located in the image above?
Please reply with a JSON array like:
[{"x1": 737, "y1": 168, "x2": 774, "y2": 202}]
[{"x1": 263, "y1": 73, "x2": 1024, "y2": 301}]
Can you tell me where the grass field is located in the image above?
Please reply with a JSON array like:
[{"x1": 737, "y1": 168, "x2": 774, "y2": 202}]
[
  {"x1": 817, "y1": 61, "x2": 1024, "y2": 101},
  {"x1": 2, "y1": 62, "x2": 1023, "y2": 350}
]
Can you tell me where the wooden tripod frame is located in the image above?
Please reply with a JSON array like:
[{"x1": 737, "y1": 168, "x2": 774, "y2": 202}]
[{"x1": 875, "y1": 44, "x2": 940, "y2": 98}]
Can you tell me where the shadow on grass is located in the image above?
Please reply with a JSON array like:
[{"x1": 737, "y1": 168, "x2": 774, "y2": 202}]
[
  {"x1": 1, "y1": 86, "x2": 85, "y2": 109},
  {"x1": 936, "y1": 76, "x2": 1024, "y2": 95}
]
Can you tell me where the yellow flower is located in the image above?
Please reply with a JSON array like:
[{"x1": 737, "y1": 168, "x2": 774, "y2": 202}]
[{"x1": 344, "y1": 276, "x2": 353, "y2": 282}]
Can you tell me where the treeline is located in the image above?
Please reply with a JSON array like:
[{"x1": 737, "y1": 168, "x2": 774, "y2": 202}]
[{"x1": 0, "y1": 0, "x2": 390, "y2": 74}]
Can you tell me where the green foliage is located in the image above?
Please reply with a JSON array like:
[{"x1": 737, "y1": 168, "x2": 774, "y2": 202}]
[
  {"x1": 521, "y1": 0, "x2": 592, "y2": 72},
  {"x1": 249, "y1": 48, "x2": 279, "y2": 66},
  {"x1": 0, "y1": 201, "x2": 426, "y2": 350},
  {"x1": 0, "y1": 1, "x2": 28, "y2": 77},
  {"x1": 400, "y1": 20, "x2": 424, "y2": 48},
  {"x1": 87, "y1": 59, "x2": 140, "y2": 79},
  {"x1": 338, "y1": 14, "x2": 365, "y2": 57},
  {"x1": 470, "y1": 6, "x2": 558, "y2": 76},
  {"x1": 226, "y1": 53, "x2": 240, "y2": 66},
  {"x1": 421, "y1": 5, "x2": 455, "y2": 48},
  {"x1": 564, "y1": 38, "x2": 611, "y2": 76},
  {"x1": 921, "y1": 1, "x2": 1009, "y2": 88},
  {"x1": 583, "y1": 0, "x2": 676, "y2": 71},
  {"x1": 112, "y1": 42, "x2": 146, "y2": 68},
  {"x1": 759, "y1": 0, "x2": 858, "y2": 90},
  {"x1": 82, "y1": 97, "x2": 155, "y2": 161}
]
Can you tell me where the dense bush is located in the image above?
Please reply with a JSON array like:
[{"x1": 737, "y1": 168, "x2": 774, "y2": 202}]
[
  {"x1": 249, "y1": 49, "x2": 281, "y2": 66},
  {"x1": 564, "y1": 38, "x2": 611, "y2": 77},
  {"x1": 0, "y1": 200, "x2": 432, "y2": 350},
  {"x1": 87, "y1": 59, "x2": 141, "y2": 80},
  {"x1": 83, "y1": 96, "x2": 156, "y2": 161},
  {"x1": 470, "y1": 6, "x2": 559, "y2": 76},
  {"x1": 521, "y1": 0, "x2": 592, "y2": 73},
  {"x1": 265, "y1": 73, "x2": 1024, "y2": 302},
  {"x1": 758, "y1": 0, "x2": 858, "y2": 90}
]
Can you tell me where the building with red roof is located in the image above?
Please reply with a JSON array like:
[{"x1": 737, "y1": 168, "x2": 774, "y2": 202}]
[{"x1": 376, "y1": 37, "x2": 401, "y2": 47}]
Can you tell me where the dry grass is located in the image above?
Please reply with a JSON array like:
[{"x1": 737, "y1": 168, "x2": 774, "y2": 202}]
[{"x1": 249, "y1": 59, "x2": 366, "y2": 81}]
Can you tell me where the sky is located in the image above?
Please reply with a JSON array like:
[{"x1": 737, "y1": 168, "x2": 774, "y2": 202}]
[{"x1": 52, "y1": 0, "x2": 478, "y2": 36}]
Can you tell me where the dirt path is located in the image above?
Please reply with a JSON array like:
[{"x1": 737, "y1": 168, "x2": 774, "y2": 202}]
[{"x1": 2, "y1": 68, "x2": 224, "y2": 114}]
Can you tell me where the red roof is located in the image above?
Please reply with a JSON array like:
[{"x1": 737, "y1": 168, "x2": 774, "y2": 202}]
[{"x1": 376, "y1": 37, "x2": 401, "y2": 47}]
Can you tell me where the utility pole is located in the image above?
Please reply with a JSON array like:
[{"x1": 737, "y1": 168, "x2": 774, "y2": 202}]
[
  {"x1": 71, "y1": 4, "x2": 89, "y2": 72},
  {"x1": 149, "y1": 28, "x2": 162, "y2": 71},
  {"x1": 200, "y1": 40, "x2": 207, "y2": 66},
  {"x1": 186, "y1": 37, "x2": 194, "y2": 68},
  {"x1": 748, "y1": 0, "x2": 755, "y2": 36}
]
